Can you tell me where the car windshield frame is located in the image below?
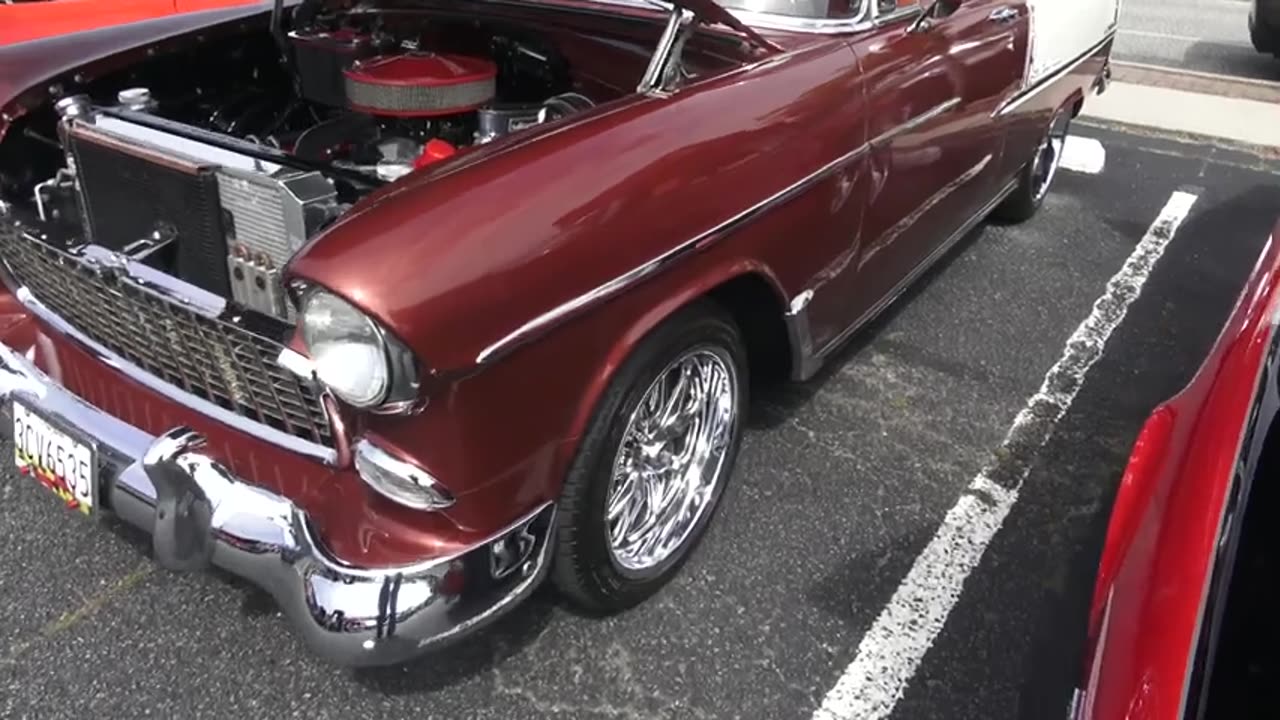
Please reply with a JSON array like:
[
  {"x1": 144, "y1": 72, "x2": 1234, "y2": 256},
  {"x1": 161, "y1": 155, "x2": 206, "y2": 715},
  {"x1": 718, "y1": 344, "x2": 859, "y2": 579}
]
[{"x1": 586, "y1": 0, "x2": 925, "y2": 34}]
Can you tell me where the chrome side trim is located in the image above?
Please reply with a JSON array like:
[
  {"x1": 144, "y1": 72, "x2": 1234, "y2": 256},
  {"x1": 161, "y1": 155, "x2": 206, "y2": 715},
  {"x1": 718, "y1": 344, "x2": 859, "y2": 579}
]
[
  {"x1": 813, "y1": 179, "x2": 1018, "y2": 361},
  {"x1": 788, "y1": 288, "x2": 814, "y2": 314},
  {"x1": 995, "y1": 31, "x2": 1118, "y2": 117},
  {"x1": 475, "y1": 139, "x2": 875, "y2": 365},
  {"x1": 870, "y1": 98, "x2": 961, "y2": 146},
  {"x1": 784, "y1": 293, "x2": 821, "y2": 382},
  {"x1": 10, "y1": 285, "x2": 337, "y2": 465},
  {"x1": 476, "y1": 96, "x2": 968, "y2": 366}
]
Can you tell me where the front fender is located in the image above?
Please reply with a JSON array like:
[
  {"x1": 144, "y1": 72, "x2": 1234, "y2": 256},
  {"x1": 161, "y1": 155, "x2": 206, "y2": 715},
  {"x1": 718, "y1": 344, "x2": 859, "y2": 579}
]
[{"x1": 288, "y1": 38, "x2": 862, "y2": 378}]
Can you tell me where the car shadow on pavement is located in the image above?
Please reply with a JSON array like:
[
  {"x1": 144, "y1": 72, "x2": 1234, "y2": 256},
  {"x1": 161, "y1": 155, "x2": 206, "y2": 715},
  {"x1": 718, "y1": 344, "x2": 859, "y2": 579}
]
[
  {"x1": 349, "y1": 586, "x2": 558, "y2": 695},
  {"x1": 749, "y1": 224, "x2": 991, "y2": 431},
  {"x1": 96, "y1": 500, "x2": 556, "y2": 696},
  {"x1": 1183, "y1": 40, "x2": 1280, "y2": 83}
]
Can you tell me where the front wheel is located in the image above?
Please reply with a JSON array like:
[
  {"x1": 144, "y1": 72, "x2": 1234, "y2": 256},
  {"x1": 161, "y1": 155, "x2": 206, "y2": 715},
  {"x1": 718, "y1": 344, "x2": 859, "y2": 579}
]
[
  {"x1": 551, "y1": 301, "x2": 747, "y2": 613},
  {"x1": 993, "y1": 108, "x2": 1072, "y2": 224}
]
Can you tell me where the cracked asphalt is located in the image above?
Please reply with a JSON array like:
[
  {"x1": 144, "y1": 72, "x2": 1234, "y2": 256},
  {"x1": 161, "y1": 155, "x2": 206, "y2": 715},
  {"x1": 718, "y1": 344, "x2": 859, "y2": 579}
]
[{"x1": 3, "y1": 124, "x2": 1279, "y2": 719}]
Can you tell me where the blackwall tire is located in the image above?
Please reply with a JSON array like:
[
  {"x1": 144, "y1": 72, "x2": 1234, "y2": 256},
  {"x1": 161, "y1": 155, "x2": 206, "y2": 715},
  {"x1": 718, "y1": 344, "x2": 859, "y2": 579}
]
[
  {"x1": 992, "y1": 107, "x2": 1072, "y2": 224},
  {"x1": 1250, "y1": 11, "x2": 1278, "y2": 53},
  {"x1": 551, "y1": 300, "x2": 748, "y2": 614}
]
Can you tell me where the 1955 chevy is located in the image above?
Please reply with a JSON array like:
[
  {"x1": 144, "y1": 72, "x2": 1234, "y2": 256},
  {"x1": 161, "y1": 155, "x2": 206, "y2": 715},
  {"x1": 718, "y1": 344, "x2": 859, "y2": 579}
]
[{"x1": 0, "y1": 0, "x2": 1116, "y2": 666}]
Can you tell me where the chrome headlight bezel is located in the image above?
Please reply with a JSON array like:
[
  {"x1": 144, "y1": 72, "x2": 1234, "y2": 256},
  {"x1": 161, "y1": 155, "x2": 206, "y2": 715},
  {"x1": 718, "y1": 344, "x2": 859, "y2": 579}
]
[{"x1": 299, "y1": 288, "x2": 420, "y2": 410}]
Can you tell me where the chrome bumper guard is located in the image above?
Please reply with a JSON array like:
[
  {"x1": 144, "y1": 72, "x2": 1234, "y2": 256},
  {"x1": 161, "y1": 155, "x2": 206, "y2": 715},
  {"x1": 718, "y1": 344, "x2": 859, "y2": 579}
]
[{"x1": 0, "y1": 340, "x2": 555, "y2": 667}]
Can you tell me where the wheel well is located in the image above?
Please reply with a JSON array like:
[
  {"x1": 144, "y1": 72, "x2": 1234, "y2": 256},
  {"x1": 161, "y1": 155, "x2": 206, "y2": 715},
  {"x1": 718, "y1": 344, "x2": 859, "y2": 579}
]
[
  {"x1": 705, "y1": 273, "x2": 792, "y2": 385},
  {"x1": 1070, "y1": 94, "x2": 1085, "y2": 118}
]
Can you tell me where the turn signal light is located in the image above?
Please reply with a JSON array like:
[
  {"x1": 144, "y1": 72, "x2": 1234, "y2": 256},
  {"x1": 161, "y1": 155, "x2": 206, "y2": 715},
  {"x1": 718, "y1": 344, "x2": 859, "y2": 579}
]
[{"x1": 354, "y1": 440, "x2": 454, "y2": 511}]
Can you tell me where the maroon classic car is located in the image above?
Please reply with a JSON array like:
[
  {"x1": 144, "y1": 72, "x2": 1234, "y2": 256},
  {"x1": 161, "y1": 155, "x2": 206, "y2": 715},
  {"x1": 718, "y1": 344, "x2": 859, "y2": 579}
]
[{"x1": 0, "y1": 0, "x2": 1113, "y2": 665}]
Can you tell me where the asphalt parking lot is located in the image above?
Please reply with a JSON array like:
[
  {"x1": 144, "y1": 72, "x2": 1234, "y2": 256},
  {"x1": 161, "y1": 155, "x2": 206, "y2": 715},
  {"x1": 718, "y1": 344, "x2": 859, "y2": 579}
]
[
  {"x1": 2, "y1": 123, "x2": 1279, "y2": 719},
  {"x1": 1116, "y1": 0, "x2": 1280, "y2": 81}
]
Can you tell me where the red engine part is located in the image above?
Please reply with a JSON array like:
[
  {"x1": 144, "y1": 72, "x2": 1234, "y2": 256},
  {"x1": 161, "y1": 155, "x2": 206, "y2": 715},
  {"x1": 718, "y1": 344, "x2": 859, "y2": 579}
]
[
  {"x1": 415, "y1": 138, "x2": 458, "y2": 169},
  {"x1": 343, "y1": 53, "x2": 498, "y2": 118}
]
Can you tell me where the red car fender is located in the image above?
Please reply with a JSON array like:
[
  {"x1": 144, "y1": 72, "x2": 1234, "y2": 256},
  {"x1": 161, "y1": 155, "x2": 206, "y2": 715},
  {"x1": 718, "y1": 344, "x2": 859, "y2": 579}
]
[{"x1": 1079, "y1": 225, "x2": 1280, "y2": 720}]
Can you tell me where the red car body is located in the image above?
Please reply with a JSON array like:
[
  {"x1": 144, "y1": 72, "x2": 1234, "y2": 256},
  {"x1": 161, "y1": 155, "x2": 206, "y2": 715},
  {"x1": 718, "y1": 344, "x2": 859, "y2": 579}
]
[
  {"x1": 0, "y1": 0, "x2": 1115, "y2": 665},
  {"x1": 1077, "y1": 221, "x2": 1280, "y2": 719},
  {"x1": 0, "y1": 0, "x2": 263, "y2": 45}
]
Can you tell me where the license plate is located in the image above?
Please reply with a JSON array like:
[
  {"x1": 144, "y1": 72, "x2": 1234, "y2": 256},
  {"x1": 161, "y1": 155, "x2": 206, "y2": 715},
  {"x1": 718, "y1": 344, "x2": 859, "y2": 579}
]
[{"x1": 13, "y1": 399, "x2": 97, "y2": 515}]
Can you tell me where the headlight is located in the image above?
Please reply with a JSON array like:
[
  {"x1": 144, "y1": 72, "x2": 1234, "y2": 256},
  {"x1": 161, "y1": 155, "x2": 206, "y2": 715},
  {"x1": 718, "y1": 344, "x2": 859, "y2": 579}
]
[{"x1": 301, "y1": 290, "x2": 390, "y2": 407}]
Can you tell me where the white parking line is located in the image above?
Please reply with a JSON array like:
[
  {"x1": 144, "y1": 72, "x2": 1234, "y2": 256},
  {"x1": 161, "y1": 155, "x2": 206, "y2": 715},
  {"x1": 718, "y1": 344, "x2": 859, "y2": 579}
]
[
  {"x1": 812, "y1": 189, "x2": 1200, "y2": 720},
  {"x1": 1062, "y1": 136, "x2": 1106, "y2": 175}
]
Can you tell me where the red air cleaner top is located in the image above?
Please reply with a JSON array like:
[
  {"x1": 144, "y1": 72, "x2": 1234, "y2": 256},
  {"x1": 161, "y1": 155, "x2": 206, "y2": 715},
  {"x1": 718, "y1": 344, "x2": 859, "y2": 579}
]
[{"x1": 343, "y1": 53, "x2": 498, "y2": 117}]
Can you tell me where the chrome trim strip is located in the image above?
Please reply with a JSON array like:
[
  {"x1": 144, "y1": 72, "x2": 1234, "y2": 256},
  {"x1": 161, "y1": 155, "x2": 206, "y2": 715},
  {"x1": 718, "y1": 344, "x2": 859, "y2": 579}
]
[
  {"x1": 870, "y1": 97, "x2": 961, "y2": 146},
  {"x1": 784, "y1": 292, "x2": 821, "y2": 382},
  {"x1": 476, "y1": 96, "x2": 966, "y2": 366},
  {"x1": 788, "y1": 288, "x2": 814, "y2": 314},
  {"x1": 10, "y1": 285, "x2": 337, "y2": 465},
  {"x1": 996, "y1": 31, "x2": 1118, "y2": 117},
  {"x1": 813, "y1": 179, "x2": 1018, "y2": 360}
]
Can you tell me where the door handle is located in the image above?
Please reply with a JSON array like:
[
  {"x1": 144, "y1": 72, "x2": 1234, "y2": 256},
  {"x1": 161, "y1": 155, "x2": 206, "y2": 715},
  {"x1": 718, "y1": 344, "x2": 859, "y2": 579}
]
[{"x1": 988, "y1": 6, "x2": 1019, "y2": 23}]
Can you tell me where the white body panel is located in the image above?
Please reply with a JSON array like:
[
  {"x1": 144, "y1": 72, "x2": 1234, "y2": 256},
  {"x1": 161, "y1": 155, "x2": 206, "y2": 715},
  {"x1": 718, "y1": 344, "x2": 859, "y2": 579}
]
[{"x1": 1025, "y1": 0, "x2": 1120, "y2": 86}]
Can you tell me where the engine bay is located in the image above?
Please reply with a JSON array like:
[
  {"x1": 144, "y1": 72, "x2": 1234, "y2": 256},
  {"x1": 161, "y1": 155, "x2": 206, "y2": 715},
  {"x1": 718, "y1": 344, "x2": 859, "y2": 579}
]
[{"x1": 275, "y1": 18, "x2": 599, "y2": 182}]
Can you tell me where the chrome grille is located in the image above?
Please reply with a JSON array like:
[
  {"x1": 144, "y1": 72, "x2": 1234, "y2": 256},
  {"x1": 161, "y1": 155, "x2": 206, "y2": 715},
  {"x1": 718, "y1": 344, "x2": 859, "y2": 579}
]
[{"x1": 0, "y1": 223, "x2": 333, "y2": 448}]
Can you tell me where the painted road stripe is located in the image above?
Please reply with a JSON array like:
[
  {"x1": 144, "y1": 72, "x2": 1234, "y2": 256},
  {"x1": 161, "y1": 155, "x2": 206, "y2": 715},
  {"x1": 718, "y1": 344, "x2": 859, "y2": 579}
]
[
  {"x1": 812, "y1": 189, "x2": 1200, "y2": 720},
  {"x1": 1062, "y1": 136, "x2": 1106, "y2": 175}
]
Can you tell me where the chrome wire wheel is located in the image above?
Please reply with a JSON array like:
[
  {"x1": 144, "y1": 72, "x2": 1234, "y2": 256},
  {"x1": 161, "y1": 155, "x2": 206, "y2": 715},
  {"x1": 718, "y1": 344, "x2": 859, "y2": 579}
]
[
  {"x1": 1030, "y1": 114, "x2": 1070, "y2": 204},
  {"x1": 604, "y1": 346, "x2": 739, "y2": 575}
]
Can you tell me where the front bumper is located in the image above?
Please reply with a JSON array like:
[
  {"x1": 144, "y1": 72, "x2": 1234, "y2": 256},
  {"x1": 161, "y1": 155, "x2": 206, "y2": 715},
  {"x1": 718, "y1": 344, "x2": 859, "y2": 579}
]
[{"x1": 0, "y1": 339, "x2": 555, "y2": 667}]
